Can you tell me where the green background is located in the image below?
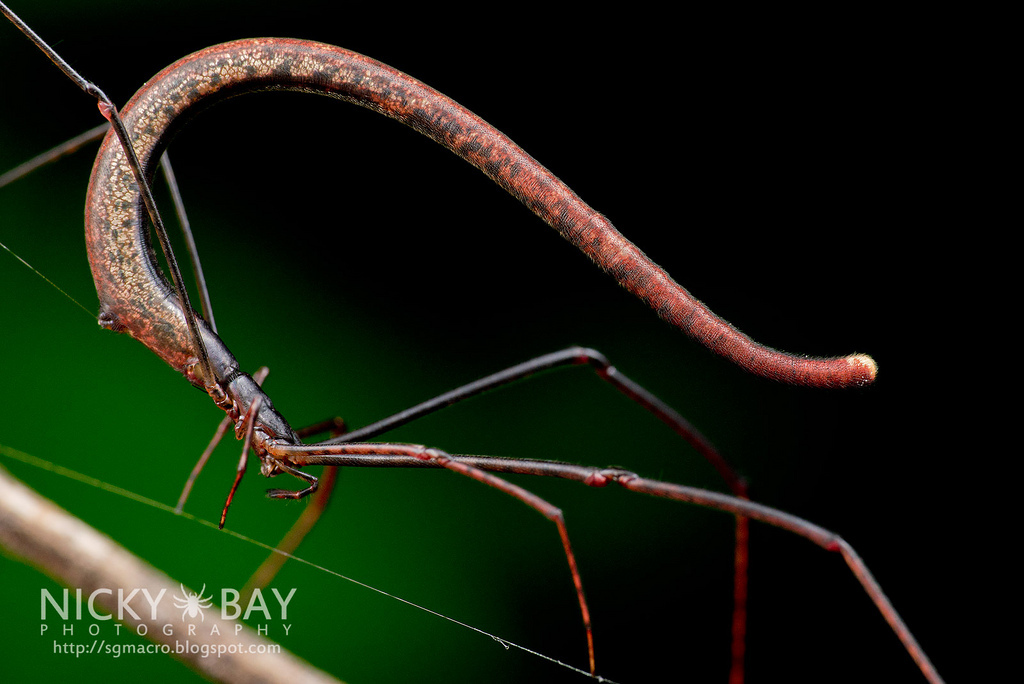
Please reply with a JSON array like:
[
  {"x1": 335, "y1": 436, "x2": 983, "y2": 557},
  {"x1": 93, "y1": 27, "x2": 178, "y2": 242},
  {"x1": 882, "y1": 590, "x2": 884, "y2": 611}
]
[{"x1": 1, "y1": 3, "x2": 967, "y2": 683}]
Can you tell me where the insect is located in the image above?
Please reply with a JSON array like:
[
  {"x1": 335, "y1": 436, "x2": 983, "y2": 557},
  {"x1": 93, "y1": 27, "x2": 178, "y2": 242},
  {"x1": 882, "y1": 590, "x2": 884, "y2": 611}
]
[
  {"x1": 0, "y1": 3, "x2": 954, "y2": 684},
  {"x1": 174, "y1": 583, "x2": 214, "y2": 622}
]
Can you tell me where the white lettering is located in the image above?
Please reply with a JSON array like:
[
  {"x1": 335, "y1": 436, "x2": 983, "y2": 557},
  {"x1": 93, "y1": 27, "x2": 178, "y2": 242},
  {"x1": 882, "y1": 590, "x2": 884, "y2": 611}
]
[
  {"x1": 271, "y1": 588, "x2": 297, "y2": 619},
  {"x1": 89, "y1": 589, "x2": 112, "y2": 620},
  {"x1": 141, "y1": 588, "x2": 166, "y2": 620},
  {"x1": 40, "y1": 589, "x2": 68, "y2": 620},
  {"x1": 117, "y1": 588, "x2": 140, "y2": 621},
  {"x1": 221, "y1": 589, "x2": 240, "y2": 619},
  {"x1": 244, "y1": 590, "x2": 271, "y2": 621}
]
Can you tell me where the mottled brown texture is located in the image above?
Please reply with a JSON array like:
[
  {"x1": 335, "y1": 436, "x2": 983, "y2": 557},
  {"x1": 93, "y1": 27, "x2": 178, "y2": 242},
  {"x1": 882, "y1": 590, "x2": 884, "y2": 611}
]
[{"x1": 84, "y1": 38, "x2": 875, "y2": 388}]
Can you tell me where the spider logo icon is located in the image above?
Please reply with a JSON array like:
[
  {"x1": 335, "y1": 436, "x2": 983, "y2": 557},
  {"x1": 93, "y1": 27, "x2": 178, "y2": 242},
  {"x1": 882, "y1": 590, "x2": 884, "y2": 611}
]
[{"x1": 173, "y1": 584, "x2": 214, "y2": 622}]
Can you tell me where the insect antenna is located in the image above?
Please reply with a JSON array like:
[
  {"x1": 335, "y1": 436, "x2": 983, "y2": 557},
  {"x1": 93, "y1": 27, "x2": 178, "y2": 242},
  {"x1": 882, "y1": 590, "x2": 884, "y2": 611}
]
[
  {"x1": 159, "y1": 151, "x2": 217, "y2": 332},
  {"x1": 1, "y1": 1, "x2": 219, "y2": 402},
  {"x1": 0, "y1": 122, "x2": 108, "y2": 189}
]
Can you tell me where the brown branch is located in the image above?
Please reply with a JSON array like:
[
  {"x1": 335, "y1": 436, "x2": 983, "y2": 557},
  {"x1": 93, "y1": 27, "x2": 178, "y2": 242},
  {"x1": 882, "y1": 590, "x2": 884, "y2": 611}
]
[{"x1": 0, "y1": 465, "x2": 343, "y2": 684}]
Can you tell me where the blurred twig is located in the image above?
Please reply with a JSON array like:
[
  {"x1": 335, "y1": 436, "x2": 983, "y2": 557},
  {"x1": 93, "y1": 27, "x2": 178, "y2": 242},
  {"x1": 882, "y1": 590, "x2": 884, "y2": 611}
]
[{"x1": 0, "y1": 465, "x2": 343, "y2": 684}]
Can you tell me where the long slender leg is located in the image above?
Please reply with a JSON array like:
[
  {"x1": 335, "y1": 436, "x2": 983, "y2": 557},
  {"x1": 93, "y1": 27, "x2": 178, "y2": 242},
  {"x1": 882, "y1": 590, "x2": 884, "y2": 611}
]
[
  {"x1": 614, "y1": 473, "x2": 943, "y2": 684},
  {"x1": 241, "y1": 417, "x2": 346, "y2": 598},
  {"x1": 325, "y1": 345, "x2": 750, "y2": 676},
  {"x1": 241, "y1": 467, "x2": 339, "y2": 606},
  {"x1": 220, "y1": 401, "x2": 333, "y2": 526},
  {"x1": 329, "y1": 346, "x2": 740, "y2": 493},
  {"x1": 268, "y1": 442, "x2": 943, "y2": 684},
  {"x1": 176, "y1": 367, "x2": 272, "y2": 513},
  {"x1": 173, "y1": 414, "x2": 232, "y2": 514},
  {"x1": 730, "y1": 511, "x2": 749, "y2": 684},
  {"x1": 219, "y1": 396, "x2": 264, "y2": 529},
  {"x1": 267, "y1": 440, "x2": 597, "y2": 675}
]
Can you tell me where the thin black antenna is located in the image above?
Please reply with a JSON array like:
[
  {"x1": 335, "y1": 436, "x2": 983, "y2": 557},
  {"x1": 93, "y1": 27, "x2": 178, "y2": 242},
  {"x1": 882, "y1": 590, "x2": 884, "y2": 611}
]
[
  {"x1": 1, "y1": 1, "x2": 219, "y2": 397},
  {"x1": 161, "y1": 152, "x2": 217, "y2": 333}
]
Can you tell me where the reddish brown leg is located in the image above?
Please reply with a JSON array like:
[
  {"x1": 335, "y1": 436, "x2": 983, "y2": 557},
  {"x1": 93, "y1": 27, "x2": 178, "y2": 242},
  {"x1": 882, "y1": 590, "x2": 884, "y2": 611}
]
[
  {"x1": 267, "y1": 444, "x2": 943, "y2": 684},
  {"x1": 219, "y1": 395, "x2": 264, "y2": 529},
  {"x1": 267, "y1": 440, "x2": 598, "y2": 676},
  {"x1": 176, "y1": 367, "x2": 271, "y2": 513},
  {"x1": 434, "y1": 451, "x2": 595, "y2": 675},
  {"x1": 240, "y1": 467, "x2": 338, "y2": 606},
  {"x1": 730, "y1": 510, "x2": 749, "y2": 684},
  {"x1": 175, "y1": 415, "x2": 231, "y2": 514},
  {"x1": 241, "y1": 418, "x2": 346, "y2": 598},
  {"x1": 323, "y1": 346, "x2": 749, "y2": 677}
]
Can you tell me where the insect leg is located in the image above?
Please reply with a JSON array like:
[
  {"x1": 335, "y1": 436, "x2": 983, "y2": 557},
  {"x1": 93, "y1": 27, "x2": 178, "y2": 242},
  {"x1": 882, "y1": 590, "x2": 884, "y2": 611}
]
[
  {"x1": 329, "y1": 347, "x2": 743, "y2": 492},
  {"x1": 177, "y1": 367, "x2": 272, "y2": 512},
  {"x1": 322, "y1": 345, "x2": 750, "y2": 676},
  {"x1": 274, "y1": 441, "x2": 598, "y2": 675},
  {"x1": 240, "y1": 417, "x2": 347, "y2": 596},
  {"x1": 277, "y1": 443, "x2": 941, "y2": 684},
  {"x1": 219, "y1": 395, "x2": 265, "y2": 529}
]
